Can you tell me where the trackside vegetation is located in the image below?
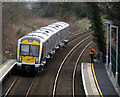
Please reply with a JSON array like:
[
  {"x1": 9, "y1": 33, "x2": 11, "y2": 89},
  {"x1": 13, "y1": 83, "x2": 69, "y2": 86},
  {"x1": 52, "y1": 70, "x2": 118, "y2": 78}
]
[{"x1": 87, "y1": 3, "x2": 106, "y2": 62}]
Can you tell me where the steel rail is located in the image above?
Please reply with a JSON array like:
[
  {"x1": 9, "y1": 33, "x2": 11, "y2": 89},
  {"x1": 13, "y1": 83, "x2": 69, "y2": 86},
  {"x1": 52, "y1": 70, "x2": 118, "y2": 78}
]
[
  {"x1": 72, "y1": 41, "x2": 93, "y2": 97},
  {"x1": 4, "y1": 77, "x2": 18, "y2": 97},
  {"x1": 25, "y1": 72, "x2": 40, "y2": 97},
  {"x1": 68, "y1": 29, "x2": 91, "y2": 39},
  {"x1": 52, "y1": 35, "x2": 92, "y2": 97},
  {"x1": 4, "y1": 74, "x2": 38, "y2": 97},
  {"x1": 68, "y1": 30, "x2": 93, "y2": 44}
]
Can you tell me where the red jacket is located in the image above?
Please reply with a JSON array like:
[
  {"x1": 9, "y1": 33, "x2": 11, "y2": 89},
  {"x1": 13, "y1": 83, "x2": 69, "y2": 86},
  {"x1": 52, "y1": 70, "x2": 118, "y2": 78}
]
[{"x1": 90, "y1": 48, "x2": 95, "y2": 54}]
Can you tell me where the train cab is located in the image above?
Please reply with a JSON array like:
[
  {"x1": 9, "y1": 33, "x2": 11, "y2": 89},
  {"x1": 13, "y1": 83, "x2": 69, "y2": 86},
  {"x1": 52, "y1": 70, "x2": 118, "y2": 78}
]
[{"x1": 17, "y1": 37, "x2": 43, "y2": 72}]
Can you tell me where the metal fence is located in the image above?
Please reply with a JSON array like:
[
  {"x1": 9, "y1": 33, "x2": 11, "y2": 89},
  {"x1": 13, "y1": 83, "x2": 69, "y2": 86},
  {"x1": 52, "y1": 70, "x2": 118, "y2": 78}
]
[{"x1": 111, "y1": 45, "x2": 120, "y2": 85}]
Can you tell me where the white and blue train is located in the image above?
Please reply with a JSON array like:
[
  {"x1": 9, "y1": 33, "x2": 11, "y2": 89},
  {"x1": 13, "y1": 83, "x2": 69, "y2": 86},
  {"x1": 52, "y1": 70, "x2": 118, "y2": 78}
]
[{"x1": 16, "y1": 22, "x2": 69, "y2": 72}]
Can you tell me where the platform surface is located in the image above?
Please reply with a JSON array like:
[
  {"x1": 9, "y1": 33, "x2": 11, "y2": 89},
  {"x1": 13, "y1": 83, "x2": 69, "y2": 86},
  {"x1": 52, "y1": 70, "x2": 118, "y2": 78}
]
[
  {"x1": 81, "y1": 63, "x2": 119, "y2": 97},
  {"x1": 0, "y1": 60, "x2": 16, "y2": 82},
  {"x1": 0, "y1": 59, "x2": 7, "y2": 67},
  {"x1": 93, "y1": 63, "x2": 119, "y2": 96}
]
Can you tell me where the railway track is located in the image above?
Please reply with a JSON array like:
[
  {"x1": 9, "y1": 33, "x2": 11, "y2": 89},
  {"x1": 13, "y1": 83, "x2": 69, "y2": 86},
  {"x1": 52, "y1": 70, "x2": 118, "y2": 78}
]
[
  {"x1": 3, "y1": 30, "x2": 92, "y2": 96},
  {"x1": 4, "y1": 74, "x2": 36, "y2": 96},
  {"x1": 52, "y1": 36, "x2": 92, "y2": 96},
  {"x1": 72, "y1": 41, "x2": 92, "y2": 97},
  {"x1": 68, "y1": 29, "x2": 92, "y2": 44}
]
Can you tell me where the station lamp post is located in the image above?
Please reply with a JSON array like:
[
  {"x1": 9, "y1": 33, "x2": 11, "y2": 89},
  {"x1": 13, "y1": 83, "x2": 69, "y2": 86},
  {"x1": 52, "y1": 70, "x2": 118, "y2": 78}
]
[
  {"x1": 109, "y1": 25, "x2": 118, "y2": 87},
  {"x1": 109, "y1": 24, "x2": 112, "y2": 77},
  {"x1": 105, "y1": 22, "x2": 111, "y2": 70}
]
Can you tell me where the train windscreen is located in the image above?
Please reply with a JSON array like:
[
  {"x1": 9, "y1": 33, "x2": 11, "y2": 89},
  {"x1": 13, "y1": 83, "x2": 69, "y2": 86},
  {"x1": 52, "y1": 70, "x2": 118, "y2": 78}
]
[{"x1": 20, "y1": 44, "x2": 40, "y2": 57}]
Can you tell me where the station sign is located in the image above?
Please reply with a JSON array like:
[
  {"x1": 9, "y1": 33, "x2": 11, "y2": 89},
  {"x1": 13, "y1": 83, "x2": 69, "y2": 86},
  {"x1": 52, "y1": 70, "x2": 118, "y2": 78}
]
[{"x1": 5, "y1": 50, "x2": 10, "y2": 54}]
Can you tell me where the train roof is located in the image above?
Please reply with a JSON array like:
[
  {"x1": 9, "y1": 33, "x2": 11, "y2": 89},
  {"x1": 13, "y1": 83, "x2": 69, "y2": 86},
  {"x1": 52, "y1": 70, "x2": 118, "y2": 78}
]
[{"x1": 19, "y1": 22, "x2": 69, "y2": 43}]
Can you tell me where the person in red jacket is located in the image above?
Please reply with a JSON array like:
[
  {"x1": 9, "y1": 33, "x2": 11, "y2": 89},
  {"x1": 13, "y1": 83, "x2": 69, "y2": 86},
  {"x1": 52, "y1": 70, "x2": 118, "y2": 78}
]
[{"x1": 90, "y1": 47, "x2": 95, "y2": 63}]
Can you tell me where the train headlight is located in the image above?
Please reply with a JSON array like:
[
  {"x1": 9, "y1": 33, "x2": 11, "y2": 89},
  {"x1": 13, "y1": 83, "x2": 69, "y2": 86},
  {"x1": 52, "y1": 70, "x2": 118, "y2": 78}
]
[
  {"x1": 19, "y1": 57, "x2": 22, "y2": 62},
  {"x1": 35, "y1": 58, "x2": 39, "y2": 64}
]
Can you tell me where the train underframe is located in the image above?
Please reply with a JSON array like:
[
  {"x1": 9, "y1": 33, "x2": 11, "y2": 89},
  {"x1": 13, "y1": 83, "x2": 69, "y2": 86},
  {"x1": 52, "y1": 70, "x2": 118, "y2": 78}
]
[{"x1": 16, "y1": 63, "x2": 43, "y2": 73}]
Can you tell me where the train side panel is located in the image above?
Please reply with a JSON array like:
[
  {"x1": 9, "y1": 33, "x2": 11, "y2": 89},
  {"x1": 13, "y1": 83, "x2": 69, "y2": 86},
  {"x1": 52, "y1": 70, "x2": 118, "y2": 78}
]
[
  {"x1": 60, "y1": 27, "x2": 69, "y2": 42},
  {"x1": 42, "y1": 40, "x2": 49, "y2": 59}
]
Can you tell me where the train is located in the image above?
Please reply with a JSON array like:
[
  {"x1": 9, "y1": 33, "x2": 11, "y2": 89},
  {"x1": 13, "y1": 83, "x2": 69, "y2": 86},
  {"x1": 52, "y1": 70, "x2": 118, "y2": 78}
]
[{"x1": 16, "y1": 22, "x2": 69, "y2": 72}]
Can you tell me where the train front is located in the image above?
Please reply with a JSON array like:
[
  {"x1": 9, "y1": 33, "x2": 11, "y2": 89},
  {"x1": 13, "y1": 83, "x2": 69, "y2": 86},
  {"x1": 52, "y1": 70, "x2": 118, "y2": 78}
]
[{"x1": 16, "y1": 37, "x2": 42, "y2": 72}]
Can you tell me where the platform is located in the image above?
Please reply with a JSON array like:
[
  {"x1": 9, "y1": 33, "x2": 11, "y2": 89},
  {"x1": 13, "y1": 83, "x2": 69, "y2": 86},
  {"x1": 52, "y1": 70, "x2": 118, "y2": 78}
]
[
  {"x1": 81, "y1": 63, "x2": 119, "y2": 96},
  {"x1": 0, "y1": 60, "x2": 16, "y2": 82},
  {"x1": 0, "y1": 59, "x2": 8, "y2": 68}
]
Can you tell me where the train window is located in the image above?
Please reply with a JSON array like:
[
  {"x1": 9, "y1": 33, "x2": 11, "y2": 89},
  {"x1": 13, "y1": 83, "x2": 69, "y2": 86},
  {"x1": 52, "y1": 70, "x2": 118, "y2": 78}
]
[
  {"x1": 20, "y1": 44, "x2": 39, "y2": 57},
  {"x1": 30, "y1": 45, "x2": 39, "y2": 57},
  {"x1": 20, "y1": 44, "x2": 29, "y2": 56}
]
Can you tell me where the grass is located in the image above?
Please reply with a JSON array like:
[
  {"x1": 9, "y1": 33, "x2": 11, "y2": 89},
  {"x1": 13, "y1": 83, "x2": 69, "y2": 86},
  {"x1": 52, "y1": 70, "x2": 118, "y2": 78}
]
[{"x1": 76, "y1": 18, "x2": 91, "y2": 30}]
